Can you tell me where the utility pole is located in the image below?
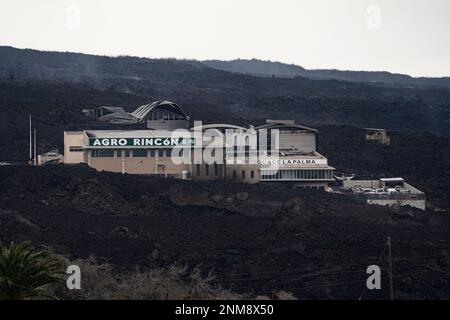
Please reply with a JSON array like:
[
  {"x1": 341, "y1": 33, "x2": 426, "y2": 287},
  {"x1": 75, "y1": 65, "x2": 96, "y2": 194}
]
[
  {"x1": 29, "y1": 115, "x2": 32, "y2": 163},
  {"x1": 387, "y1": 236, "x2": 395, "y2": 300},
  {"x1": 33, "y1": 128, "x2": 37, "y2": 166}
]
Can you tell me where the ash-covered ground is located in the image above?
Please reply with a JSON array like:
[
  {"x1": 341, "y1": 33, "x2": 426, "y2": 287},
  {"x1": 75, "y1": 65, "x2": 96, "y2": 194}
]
[
  {"x1": 1, "y1": 47, "x2": 450, "y2": 299},
  {"x1": 1, "y1": 165, "x2": 449, "y2": 299}
]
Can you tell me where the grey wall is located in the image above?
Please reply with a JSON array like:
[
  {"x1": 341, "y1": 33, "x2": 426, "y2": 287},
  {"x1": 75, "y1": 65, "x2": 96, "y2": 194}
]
[{"x1": 279, "y1": 131, "x2": 316, "y2": 153}]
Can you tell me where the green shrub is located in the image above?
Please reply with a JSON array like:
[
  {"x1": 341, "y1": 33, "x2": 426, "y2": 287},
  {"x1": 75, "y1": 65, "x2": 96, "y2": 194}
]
[{"x1": 0, "y1": 241, "x2": 63, "y2": 300}]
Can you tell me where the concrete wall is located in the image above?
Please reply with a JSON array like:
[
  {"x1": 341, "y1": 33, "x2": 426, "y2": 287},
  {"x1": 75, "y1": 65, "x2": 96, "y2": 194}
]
[
  {"x1": 225, "y1": 164, "x2": 260, "y2": 184},
  {"x1": 38, "y1": 154, "x2": 63, "y2": 165},
  {"x1": 293, "y1": 181, "x2": 329, "y2": 189},
  {"x1": 279, "y1": 131, "x2": 316, "y2": 153},
  {"x1": 89, "y1": 157, "x2": 122, "y2": 173},
  {"x1": 367, "y1": 199, "x2": 426, "y2": 211},
  {"x1": 88, "y1": 155, "x2": 189, "y2": 176},
  {"x1": 342, "y1": 180, "x2": 381, "y2": 189},
  {"x1": 64, "y1": 132, "x2": 85, "y2": 164},
  {"x1": 191, "y1": 163, "x2": 260, "y2": 184},
  {"x1": 191, "y1": 163, "x2": 225, "y2": 181},
  {"x1": 403, "y1": 182, "x2": 424, "y2": 194}
]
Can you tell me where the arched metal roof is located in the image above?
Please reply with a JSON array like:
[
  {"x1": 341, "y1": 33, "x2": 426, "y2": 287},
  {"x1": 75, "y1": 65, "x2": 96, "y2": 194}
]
[
  {"x1": 132, "y1": 100, "x2": 189, "y2": 121},
  {"x1": 255, "y1": 120, "x2": 318, "y2": 133},
  {"x1": 84, "y1": 100, "x2": 189, "y2": 125},
  {"x1": 190, "y1": 124, "x2": 248, "y2": 131}
]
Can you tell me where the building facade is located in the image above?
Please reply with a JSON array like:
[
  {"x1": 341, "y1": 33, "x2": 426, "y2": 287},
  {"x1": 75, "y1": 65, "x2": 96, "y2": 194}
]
[
  {"x1": 63, "y1": 119, "x2": 335, "y2": 188},
  {"x1": 341, "y1": 177, "x2": 426, "y2": 210}
]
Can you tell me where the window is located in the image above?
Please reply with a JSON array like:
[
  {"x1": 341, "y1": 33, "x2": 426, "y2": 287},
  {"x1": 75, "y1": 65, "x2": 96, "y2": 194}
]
[
  {"x1": 232, "y1": 170, "x2": 237, "y2": 179},
  {"x1": 205, "y1": 164, "x2": 209, "y2": 176},
  {"x1": 250, "y1": 170, "x2": 255, "y2": 179},
  {"x1": 91, "y1": 149, "x2": 114, "y2": 158},
  {"x1": 121, "y1": 149, "x2": 130, "y2": 157},
  {"x1": 69, "y1": 146, "x2": 83, "y2": 152},
  {"x1": 167, "y1": 148, "x2": 181, "y2": 158},
  {"x1": 214, "y1": 163, "x2": 219, "y2": 176},
  {"x1": 133, "y1": 149, "x2": 147, "y2": 157},
  {"x1": 100, "y1": 149, "x2": 114, "y2": 157},
  {"x1": 195, "y1": 164, "x2": 201, "y2": 176},
  {"x1": 241, "y1": 170, "x2": 246, "y2": 179}
]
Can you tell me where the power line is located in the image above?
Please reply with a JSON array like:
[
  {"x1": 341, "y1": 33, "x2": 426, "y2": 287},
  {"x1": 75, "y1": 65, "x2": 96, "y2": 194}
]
[
  {"x1": 232, "y1": 257, "x2": 450, "y2": 291},
  {"x1": 387, "y1": 236, "x2": 395, "y2": 300},
  {"x1": 217, "y1": 252, "x2": 450, "y2": 284},
  {"x1": 358, "y1": 239, "x2": 388, "y2": 300},
  {"x1": 252, "y1": 268, "x2": 450, "y2": 297},
  {"x1": 220, "y1": 267, "x2": 388, "y2": 283}
]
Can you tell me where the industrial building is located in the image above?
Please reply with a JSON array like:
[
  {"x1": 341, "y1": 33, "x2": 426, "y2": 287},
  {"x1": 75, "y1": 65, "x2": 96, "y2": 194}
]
[
  {"x1": 339, "y1": 177, "x2": 426, "y2": 210},
  {"x1": 64, "y1": 101, "x2": 335, "y2": 188},
  {"x1": 365, "y1": 128, "x2": 390, "y2": 145}
]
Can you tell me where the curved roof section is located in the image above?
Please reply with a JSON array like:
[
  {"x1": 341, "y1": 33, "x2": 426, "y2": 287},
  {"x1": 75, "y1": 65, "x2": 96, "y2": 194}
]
[
  {"x1": 190, "y1": 123, "x2": 248, "y2": 131},
  {"x1": 132, "y1": 100, "x2": 189, "y2": 122},
  {"x1": 255, "y1": 120, "x2": 318, "y2": 133},
  {"x1": 85, "y1": 100, "x2": 189, "y2": 125}
]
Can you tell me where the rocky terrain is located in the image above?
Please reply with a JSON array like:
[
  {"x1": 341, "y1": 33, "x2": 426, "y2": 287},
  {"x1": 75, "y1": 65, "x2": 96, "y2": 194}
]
[
  {"x1": 0, "y1": 46, "x2": 450, "y2": 299},
  {"x1": 204, "y1": 58, "x2": 450, "y2": 88},
  {"x1": 1, "y1": 46, "x2": 450, "y2": 138},
  {"x1": 0, "y1": 165, "x2": 449, "y2": 299}
]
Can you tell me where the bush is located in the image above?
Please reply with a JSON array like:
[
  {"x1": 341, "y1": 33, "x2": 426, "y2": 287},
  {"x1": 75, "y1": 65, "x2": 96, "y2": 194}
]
[
  {"x1": 0, "y1": 241, "x2": 63, "y2": 300},
  {"x1": 52, "y1": 256, "x2": 247, "y2": 300}
]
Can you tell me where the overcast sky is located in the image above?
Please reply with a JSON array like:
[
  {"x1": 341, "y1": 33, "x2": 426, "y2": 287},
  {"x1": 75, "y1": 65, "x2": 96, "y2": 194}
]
[{"x1": 1, "y1": 0, "x2": 449, "y2": 77}]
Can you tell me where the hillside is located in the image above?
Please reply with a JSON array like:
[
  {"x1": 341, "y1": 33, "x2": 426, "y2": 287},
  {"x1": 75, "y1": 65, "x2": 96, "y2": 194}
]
[
  {"x1": 1, "y1": 165, "x2": 449, "y2": 299},
  {"x1": 203, "y1": 58, "x2": 450, "y2": 88},
  {"x1": 1, "y1": 47, "x2": 450, "y2": 138},
  {"x1": 0, "y1": 46, "x2": 450, "y2": 300},
  {"x1": 1, "y1": 80, "x2": 450, "y2": 212}
]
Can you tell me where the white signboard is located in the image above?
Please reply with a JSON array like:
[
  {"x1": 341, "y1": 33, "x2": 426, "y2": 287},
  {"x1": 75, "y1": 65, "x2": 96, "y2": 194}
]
[{"x1": 256, "y1": 158, "x2": 327, "y2": 166}]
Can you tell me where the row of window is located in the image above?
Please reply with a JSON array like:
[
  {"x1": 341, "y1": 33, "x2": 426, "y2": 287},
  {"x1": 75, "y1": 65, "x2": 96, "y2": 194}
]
[
  {"x1": 69, "y1": 146, "x2": 83, "y2": 152},
  {"x1": 146, "y1": 112, "x2": 185, "y2": 121},
  {"x1": 261, "y1": 169, "x2": 333, "y2": 180},
  {"x1": 72, "y1": 146, "x2": 273, "y2": 159},
  {"x1": 195, "y1": 163, "x2": 220, "y2": 177},
  {"x1": 90, "y1": 149, "x2": 182, "y2": 158},
  {"x1": 232, "y1": 170, "x2": 255, "y2": 179},
  {"x1": 194, "y1": 164, "x2": 256, "y2": 180}
]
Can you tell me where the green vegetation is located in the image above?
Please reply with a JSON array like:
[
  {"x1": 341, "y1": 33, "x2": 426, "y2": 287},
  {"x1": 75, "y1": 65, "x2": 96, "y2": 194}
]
[
  {"x1": 0, "y1": 240, "x2": 298, "y2": 300},
  {"x1": 0, "y1": 241, "x2": 63, "y2": 300}
]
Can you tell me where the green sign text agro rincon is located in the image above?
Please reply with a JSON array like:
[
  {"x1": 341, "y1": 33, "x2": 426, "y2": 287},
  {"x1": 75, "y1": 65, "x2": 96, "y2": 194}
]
[{"x1": 89, "y1": 137, "x2": 195, "y2": 147}]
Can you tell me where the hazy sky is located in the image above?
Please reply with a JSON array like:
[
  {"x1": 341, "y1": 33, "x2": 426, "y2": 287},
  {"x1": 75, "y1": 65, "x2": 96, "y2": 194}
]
[{"x1": 1, "y1": 0, "x2": 449, "y2": 77}]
